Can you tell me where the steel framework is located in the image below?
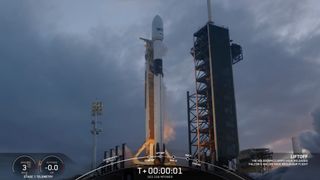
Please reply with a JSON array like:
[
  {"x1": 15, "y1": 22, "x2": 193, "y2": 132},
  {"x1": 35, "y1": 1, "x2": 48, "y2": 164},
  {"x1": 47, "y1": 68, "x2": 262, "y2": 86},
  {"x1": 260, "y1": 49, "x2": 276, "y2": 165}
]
[
  {"x1": 187, "y1": 24, "x2": 216, "y2": 164},
  {"x1": 187, "y1": 23, "x2": 243, "y2": 165},
  {"x1": 91, "y1": 101, "x2": 103, "y2": 169}
]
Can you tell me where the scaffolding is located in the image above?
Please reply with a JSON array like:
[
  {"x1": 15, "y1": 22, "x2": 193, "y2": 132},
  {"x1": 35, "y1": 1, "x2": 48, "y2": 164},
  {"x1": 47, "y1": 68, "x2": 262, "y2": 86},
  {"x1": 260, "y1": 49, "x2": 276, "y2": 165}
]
[
  {"x1": 187, "y1": 23, "x2": 216, "y2": 164},
  {"x1": 187, "y1": 22, "x2": 243, "y2": 166}
]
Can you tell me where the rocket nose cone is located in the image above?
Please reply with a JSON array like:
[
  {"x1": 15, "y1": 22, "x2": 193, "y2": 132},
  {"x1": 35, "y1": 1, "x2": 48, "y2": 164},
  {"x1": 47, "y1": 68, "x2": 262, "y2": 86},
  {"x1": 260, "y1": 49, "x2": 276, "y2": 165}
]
[
  {"x1": 152, "y1": 15, "x2": 163, "y2": 26},
  {"x1": 152, "y1": 15, "x2": 164, "y2": 41}
]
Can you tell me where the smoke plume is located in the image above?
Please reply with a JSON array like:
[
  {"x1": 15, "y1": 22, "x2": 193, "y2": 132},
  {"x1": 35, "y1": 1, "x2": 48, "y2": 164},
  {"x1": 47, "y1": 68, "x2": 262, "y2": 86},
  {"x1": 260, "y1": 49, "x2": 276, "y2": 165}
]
[
  {"x1": 164, "y1": 120, "x2": 176, "y2": 143},
  {"x1": 299, "y1": 107, "x2": 320, "y2": 153}
]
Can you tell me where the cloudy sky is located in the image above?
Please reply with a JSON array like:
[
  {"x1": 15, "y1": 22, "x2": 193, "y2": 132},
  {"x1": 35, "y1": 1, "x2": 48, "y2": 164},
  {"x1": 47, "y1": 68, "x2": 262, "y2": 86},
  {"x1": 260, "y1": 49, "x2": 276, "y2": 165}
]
[{"x1": 1, "y1": 0, "x2": 320, "y2": 171}]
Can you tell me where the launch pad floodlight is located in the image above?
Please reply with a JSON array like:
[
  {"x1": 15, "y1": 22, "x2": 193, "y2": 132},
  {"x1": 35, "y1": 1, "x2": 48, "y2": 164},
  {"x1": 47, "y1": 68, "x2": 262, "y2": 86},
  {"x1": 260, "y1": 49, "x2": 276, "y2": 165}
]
[
  {"x1": 91, "y1": 100, "x2": 103, "y2": 169},
  {"x1": 91, "y1": 101, "x2": 103, "y2": 116}
]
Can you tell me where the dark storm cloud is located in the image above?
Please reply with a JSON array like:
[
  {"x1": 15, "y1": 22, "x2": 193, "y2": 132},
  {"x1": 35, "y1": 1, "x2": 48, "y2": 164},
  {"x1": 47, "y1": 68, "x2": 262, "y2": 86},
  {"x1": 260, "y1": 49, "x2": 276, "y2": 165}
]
[
  {"x1": 224, "y1": 0, "x2": 320, "y2": 150},
  {"x1": 1, "y1": 1, "x2": 320, "y2": 177},
  {"x1": 153, "y1": 0, "x2": 320, "y2": 152},
  {"x1": 0, "y1": 0, "x2": 146, "y2": 171}
]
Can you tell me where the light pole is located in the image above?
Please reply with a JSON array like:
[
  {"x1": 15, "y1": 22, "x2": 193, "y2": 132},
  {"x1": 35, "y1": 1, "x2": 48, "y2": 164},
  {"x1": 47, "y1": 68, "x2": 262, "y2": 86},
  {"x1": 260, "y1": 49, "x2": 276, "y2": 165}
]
[{"x1": 91, "y1": 101, "x2": 103, "y2": 169}]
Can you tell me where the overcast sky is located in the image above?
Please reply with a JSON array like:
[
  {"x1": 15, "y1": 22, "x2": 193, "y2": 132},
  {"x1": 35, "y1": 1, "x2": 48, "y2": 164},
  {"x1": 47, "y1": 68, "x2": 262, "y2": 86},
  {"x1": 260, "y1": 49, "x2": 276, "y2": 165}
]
[{"x1": 1, "y1": 0, "x2": 320, "y2": 171}]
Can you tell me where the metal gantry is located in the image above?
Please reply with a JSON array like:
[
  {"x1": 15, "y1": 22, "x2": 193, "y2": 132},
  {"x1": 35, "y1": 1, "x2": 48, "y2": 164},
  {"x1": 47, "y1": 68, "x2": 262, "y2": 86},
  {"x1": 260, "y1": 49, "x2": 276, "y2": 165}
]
[
  {"x1": 187, "y1": 26, "x2": 216, "y2": 164},
  {"x1": 187, "y1": 22, "x2": 243, "y2": 165}
]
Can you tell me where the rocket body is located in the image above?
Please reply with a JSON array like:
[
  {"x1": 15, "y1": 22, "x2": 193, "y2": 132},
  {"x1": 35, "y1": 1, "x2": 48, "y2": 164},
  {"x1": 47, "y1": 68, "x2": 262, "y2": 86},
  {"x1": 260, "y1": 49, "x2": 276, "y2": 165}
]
[
  {"x1": 144, "y1": 15, "x2": 165, "y2": 156},
  {"x1": 152, "y1": 15, "x2": 164, "y2": 154}
]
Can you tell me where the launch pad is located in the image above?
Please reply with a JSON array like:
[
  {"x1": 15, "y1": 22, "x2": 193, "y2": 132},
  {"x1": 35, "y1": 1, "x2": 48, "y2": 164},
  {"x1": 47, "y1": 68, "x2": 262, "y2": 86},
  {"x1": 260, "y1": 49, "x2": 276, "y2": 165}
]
[{"x1": 133, "y1": 139, "x2": 174, "y2": 166}]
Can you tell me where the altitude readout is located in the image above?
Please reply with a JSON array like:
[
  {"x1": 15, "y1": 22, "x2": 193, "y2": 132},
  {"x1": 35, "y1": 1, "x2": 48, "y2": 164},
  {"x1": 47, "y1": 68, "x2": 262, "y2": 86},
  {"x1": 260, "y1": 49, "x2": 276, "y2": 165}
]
[
  {"x1": 40, "y1": 155, "x2": 64, "y2": 176},
  {"x1": 12, "y1": 155, "x2": 37, "y2": 175}
]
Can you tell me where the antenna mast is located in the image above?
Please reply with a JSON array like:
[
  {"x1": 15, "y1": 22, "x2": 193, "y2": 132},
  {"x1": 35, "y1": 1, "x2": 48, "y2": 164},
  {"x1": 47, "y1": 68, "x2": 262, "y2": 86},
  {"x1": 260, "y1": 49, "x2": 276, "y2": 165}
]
[{"x1": 207, "y1": 0, "x2": 213, "y2": 22}]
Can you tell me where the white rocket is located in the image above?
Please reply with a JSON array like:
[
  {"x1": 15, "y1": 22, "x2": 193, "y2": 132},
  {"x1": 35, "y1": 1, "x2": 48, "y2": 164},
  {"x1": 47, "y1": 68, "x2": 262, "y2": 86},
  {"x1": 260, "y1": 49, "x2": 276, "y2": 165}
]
[
  {"x1": 152, "y1": 15, "x2": 165, "y2": 154},
  {"x1": 136, "y1": 15, "x2": 166, "y2": 160}
]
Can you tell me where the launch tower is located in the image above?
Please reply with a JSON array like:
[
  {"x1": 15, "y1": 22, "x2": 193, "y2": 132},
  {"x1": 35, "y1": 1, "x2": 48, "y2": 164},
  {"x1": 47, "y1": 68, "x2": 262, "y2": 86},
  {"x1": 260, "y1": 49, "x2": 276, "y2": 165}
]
[{"x1": 187, "y1": 1, "x2": 243, "y2": 166}]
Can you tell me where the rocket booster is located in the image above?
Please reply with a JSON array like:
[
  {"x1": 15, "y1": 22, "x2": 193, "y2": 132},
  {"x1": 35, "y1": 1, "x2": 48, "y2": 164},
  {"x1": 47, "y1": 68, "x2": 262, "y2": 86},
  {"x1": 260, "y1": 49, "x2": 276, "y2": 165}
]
[
  {"x1": 152, "y1": 15, "x2": 165, "y2": 154},
  {"x1": 143, "y1": 15, "x2": 166, "y2": 156}
]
